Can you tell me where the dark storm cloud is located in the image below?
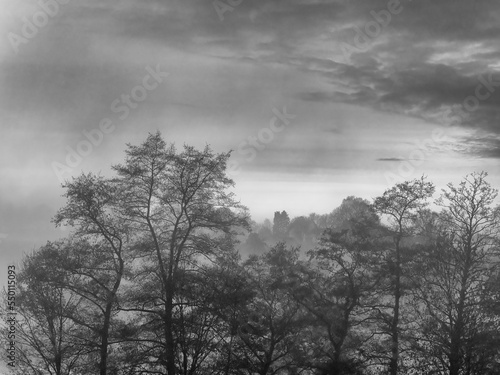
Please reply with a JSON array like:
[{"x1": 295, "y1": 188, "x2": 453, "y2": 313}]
[
  {"x1": 459, "y1": 134, "x2": 500, "y2": 159},
  {"x1": 335, "y1": 0, "x2": 500, "y2": 43},
  {"x1": 377, "y1": 157, "x2": 405, "y2": 162},
  {"x1": 81, "y1": 0, "x2": 346, "y2": 55},
  {"x1": 1, "y1": 0, "x2": 500, "y2": 269},
  {"x1": 5, "y1": 0, "x2": 498, "y2": 145},
  {"x1": 282, "y1": 0, "x2": 500, "y2": 157}
]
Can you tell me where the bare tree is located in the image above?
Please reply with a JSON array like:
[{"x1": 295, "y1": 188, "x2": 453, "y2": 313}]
[
  {"x1": 114, "y1": 132, "x2": 249, "y2": 375},
  {"x1": 373, "y1": 176, "x2": 435, "y2": 375},
  {"x1": 53, "y1": 173, "x2": 129, "y2": 375},
  {"x1": 11, "y1": 245, "x2": 89, "y2": 375},
  {"x1": 412, "y1": 172, "x2": 500, "y2": 375}
]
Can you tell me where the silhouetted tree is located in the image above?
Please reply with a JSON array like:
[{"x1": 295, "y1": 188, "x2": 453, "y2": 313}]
[
  {"x1": 273, "y1": 211, "x2": 290, "y2": 241},
  {"x1": 411, "y1": 172, "x2": 500, "y2": 375},
  {"x1": 12, "y1": 245, "x2": 89, "y2": 375},
  {"x1": 373, "y1": 176, "x2": 435, "y2": 375},
  {"x1": 242, "y1": 232, "x2": 268, "y2": 254},
  {"x1": 293, "y1": 199, "x2": 382, "y2": 374},
  {"x1": 53, "y1": 173, "x2": 128, "y2": 375},
  {"x1": 287, "y1": 216, "x2": 320, "y2": 251},
  {"x1": 231, "y1": 244, "x2": 308, "y2": 375},
  {"x1": 114, "y1": 132, "x2": 249, "y2": 375}
]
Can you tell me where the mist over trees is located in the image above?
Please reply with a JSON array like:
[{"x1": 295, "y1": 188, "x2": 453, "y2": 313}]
[{"x1": 3, "y1": 133, "x2": 500, "y2": 375}]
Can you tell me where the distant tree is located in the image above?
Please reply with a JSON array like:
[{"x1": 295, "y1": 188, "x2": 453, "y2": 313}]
[
  {"x1": 231, "y1": 243, "x2": 308, "y2": 375},
  {"x1": 273, "y1": 211, "x2": 290, "y2": 241},
  {"x1": 263, "y1": 218, "x2": 272, "y2": 230},
  {"x1": 242, "y1": 232, "x2": 268, "y2": 254},
  {"x1": 258, "y1": 225, "x2": 274, "y2": 243},
  {"x1": 195, "y1": 253, "x2": 256, "y2": 375},
  {"x1": 287, "y1": 216, "x2": 320, "y2": 251},
  {"x1": 330, "y1": 197, "x2": 379, "y2": 231},
  {"x1": 308, "y1": 212, "x2": 335, "y2": 230},
  {"x1": 252, "y1": 219, "x2": 274, "y2": 243},
  {"x1": 292, "y1": 205, "x2": 381, "y2": 374},
  {"x1": 307, "y1": 197, "x2": 377, "y2": 232}
]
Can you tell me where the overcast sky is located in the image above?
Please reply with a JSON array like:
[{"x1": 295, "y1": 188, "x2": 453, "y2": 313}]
[{"x1": 1, "y1": 0, "x2": 500, "y2": 277}]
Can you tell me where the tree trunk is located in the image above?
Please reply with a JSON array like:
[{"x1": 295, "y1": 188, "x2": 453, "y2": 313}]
[
  {"x1": 99, "y1": 304, "x2": 112, "y2": 375},
  {"x1": 389, "y1": 237, "x2": 402, "y2": 375},
  {"x1": 165, "y1": 287, "x2": 177, "y2": 375},
  {"x1": 55, "y1": 352, "x2": 62, "y2": 375},
  {"x1": 449, "y1": 340, "x2": 461, "y2": 375},
  {"x1": 99, "y1": 251, "x2": 124, "y2": 375},
  {"x1": 224, "y1": 334, "x2": 234, "y2": 375},
  {"x1": 449, "y1": 250, "x2": 471, "y2": 375}
]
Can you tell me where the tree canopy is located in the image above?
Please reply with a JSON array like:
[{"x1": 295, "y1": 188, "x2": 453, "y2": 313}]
[{"x1": 3, "y1": 134, "x2": 499, "y2": 375}]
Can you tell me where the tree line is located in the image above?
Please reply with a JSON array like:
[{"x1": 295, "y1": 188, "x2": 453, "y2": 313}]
[{"x1": 2, "y1": 132, "x2": 500, "y2": 375}]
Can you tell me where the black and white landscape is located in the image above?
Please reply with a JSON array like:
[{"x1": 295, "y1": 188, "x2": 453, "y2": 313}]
[{"x1": 1, "y1": 1, "x2": 500, "y2": 374}]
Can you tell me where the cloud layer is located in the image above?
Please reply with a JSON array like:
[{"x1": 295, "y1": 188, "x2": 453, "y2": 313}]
[{"x1": 1, "y1": 0, "x2": 499, "y2": 272}]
